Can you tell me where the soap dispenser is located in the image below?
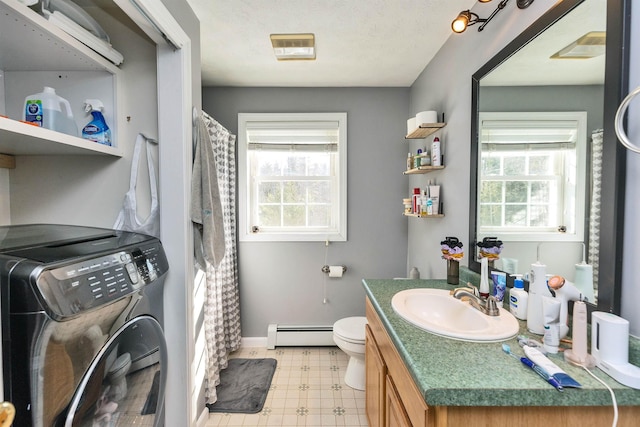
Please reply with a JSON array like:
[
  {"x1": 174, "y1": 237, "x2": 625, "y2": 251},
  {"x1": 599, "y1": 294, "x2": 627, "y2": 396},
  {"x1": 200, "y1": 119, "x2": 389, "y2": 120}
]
[{"x1": 526, "y1": 245, "x2": 553, "y2": 335}]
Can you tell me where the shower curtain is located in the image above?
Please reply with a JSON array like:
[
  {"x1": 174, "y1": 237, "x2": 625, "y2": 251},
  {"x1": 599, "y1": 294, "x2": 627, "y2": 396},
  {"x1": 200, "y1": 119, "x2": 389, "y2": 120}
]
[
  {"x1": 588, "y1": 129, "x2": 603, "y2": 294},
  {"x1": 192, "y1": 110, "x2": 241, "y2": 405}
]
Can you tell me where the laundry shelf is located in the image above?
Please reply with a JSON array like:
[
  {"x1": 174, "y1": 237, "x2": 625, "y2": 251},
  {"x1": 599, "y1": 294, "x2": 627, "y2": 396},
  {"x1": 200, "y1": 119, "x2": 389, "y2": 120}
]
[
  {"x1": 405, "y1": 123, "x2": 446, "y2": 139},
  {"x1": 0, "y1": 0, "x2": 119, "y2": 73},
  {"x1": 0, "y1": 117, "x2": 121, "y2": 156}
]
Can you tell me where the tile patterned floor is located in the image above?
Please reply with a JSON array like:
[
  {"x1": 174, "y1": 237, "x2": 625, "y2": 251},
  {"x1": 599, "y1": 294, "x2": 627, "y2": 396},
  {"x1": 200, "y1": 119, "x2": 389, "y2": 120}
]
[{"x1": 206, "y1": 346, "x2": 369, "y2": 427}]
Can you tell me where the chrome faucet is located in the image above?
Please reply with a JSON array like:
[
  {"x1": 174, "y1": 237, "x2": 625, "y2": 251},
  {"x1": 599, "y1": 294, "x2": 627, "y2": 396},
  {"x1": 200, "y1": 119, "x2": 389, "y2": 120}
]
[{"x1": 451, "y1": 286, "x2": 500, "y2": 316}]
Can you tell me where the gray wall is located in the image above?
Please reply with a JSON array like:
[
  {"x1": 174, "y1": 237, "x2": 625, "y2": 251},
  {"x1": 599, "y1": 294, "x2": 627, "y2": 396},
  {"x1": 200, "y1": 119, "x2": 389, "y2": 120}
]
[
  {"x1": 406, "y1": 1, "x2": 569, "y2": 279},
  {"x1": 410, "y1": 1, "x2": 640, "y2": 335},
  {"x1": 203, "y1": 87, "x2": 409, "y2": 337}
]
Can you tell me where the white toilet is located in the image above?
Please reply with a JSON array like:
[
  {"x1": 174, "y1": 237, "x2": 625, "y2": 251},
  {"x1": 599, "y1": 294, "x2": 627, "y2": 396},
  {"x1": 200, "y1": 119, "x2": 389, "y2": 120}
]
[
  {"x1": 107, "y1": 352, "x2": 132, "y2": 401},
  {"x1": 333, "y1": 316, "x2": 367, "y2": 390}
]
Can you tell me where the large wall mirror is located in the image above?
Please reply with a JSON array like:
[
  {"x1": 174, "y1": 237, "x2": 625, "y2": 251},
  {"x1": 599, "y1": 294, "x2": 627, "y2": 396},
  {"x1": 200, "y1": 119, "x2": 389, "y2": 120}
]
[{"x1": 469, "y1": 0, "x2": 630, "y2": 314}]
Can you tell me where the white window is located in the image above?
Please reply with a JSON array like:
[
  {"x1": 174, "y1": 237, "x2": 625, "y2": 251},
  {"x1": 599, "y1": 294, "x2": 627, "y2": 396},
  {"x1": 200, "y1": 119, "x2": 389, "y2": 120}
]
[
  {"x1": 477, "y1": 112, "x2": 587, "y2": 242},
  {"x1": 238, "y1": 113, "x2": 347, "y2": 242}
]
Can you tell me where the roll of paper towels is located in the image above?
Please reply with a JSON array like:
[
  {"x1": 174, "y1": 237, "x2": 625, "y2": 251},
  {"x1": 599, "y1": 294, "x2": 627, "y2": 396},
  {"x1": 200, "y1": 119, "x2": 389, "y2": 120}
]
[
  {"x1": 329, "y1": 266, "x2": 344, "y2": 278},
  {"x1": 407, "y1": 117, "x2": 417, "y2": 133},
  {"x1": 416, "y1": 110, "x2": 438, "y2": 125}
]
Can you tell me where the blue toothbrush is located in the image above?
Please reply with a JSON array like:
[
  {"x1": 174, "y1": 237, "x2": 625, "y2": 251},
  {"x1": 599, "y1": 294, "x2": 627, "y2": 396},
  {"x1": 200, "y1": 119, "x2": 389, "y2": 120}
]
[{"x1": 502, "y1": 344, "x2": 564, "y2": 391}]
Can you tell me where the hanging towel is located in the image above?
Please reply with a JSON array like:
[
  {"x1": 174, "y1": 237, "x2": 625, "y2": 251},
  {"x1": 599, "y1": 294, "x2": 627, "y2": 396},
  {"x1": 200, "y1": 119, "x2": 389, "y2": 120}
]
[{"x1": 191, "y1": 112, "x2": 226, "y2": 268}]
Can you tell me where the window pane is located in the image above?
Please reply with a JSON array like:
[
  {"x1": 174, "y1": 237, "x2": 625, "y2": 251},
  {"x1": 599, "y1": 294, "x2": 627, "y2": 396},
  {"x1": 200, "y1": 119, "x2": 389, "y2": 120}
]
[
  {"x1": 308, "y1": 154, "x2": 331, "y2": 176},
  {"x1": 482, "y1": 157, "x2": 501, "y2": 176},
  {"x1": 480, "y1": 181, "x2": 503, "y2": 203},
  {"x1": 503, "y1": 156, "x2": 525, "y2": 176},
  {"x1": 308, "y1": 181, "x2": 330, "y2": 203},
  {"x1": 283, "y1": 205, "x2": 305, "y2": 226},
  {"x1": 505, "y1": 205, "x2": 527, "y2": 226},
  {"x1": 529, "y1": 155, "x2": 551, "y2": 175},
  {"x1": 257, "y1": 153, "x2": 283, "y2": 176},
  {"x1": 479, "y1": 205, "x2": 502, "y2": 226},
  {"x1": 259, "y1": 205, "x2": 281, "y2": 226},
  {"x1": 505, "y1": 181, "x2": 527, "y2": 203},
  {"x1": 284, "y1": 155, "x2": 306, "y2": 176},
  {"x1": 530, "y1": 205, "x2": 550, "y2": 226},
  {"x1": 283, "y1": 181, "x2": 305, "y2": 203},
  {"x1": 531, "y1": 181, "x2": 551, "y2": 203},
  {"x1": 309, "y1": 205, "x2": 330, "y2": 227},
  {"x1": 259, "y1": 182, "x2": 281, "y2": 203}
]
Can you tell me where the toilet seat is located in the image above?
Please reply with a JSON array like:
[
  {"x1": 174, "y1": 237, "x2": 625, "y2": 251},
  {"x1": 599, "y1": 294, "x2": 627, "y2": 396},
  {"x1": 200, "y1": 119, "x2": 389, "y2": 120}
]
[
  {"x1": 333, "y1": 317, "x2": 367, "y2": 345},
  {"x1": 109, "y1": 353, "x2": 131, "y2": 375}
]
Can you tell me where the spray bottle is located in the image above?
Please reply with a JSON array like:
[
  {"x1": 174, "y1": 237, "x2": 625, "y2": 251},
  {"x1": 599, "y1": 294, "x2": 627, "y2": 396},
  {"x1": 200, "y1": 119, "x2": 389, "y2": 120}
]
[
  {"x1": 526, "y1": 244, "x2": 553, "y2": 335},
  {"x1": 82, "y1": 99, "x2": 111, "y2": 146}
]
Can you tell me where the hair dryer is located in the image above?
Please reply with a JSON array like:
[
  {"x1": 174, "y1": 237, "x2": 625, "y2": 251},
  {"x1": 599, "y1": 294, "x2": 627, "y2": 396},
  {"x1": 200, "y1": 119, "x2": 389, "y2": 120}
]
[{"x1": 548, "y1": 275, "x2": 583, "y2": 338}]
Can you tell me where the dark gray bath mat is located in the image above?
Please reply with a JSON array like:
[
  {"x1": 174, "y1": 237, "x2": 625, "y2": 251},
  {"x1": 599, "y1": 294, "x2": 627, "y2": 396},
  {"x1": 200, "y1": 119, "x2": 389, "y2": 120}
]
[{"x1": 207, "y1": 358, "x2": 277, "y2": 414}]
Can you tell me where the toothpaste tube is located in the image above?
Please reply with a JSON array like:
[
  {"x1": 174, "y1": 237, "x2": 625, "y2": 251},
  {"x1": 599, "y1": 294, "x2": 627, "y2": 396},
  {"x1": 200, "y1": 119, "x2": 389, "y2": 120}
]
[{"x1": 523, "y1": 345, "x2": 581, "y2": 388}]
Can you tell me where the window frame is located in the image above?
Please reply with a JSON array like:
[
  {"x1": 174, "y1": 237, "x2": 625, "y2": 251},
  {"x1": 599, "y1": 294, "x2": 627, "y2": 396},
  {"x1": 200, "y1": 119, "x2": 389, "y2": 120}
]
[
  {"x1": 477, "y1": 111, "x2": 587, "y2": 242},
  {"x1": 238, "y1": 112, "x2": 347, "y2": 242}
]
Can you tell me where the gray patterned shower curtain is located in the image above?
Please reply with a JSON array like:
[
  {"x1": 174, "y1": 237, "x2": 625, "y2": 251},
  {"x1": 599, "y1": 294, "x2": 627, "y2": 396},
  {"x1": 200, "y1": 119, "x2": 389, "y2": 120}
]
[
  {"x1": 193, "y1": 110, "x2": 241, "y2": 405},
  {"x1": 588, "y1": 129, "x2": 603, "y2": 294}
]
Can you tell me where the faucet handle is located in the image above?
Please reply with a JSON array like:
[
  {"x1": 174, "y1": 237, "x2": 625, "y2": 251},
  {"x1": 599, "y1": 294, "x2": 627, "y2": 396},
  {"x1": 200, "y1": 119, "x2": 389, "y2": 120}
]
[
  {"x1": 485, "y1": 296, "x2": 500, "y2": 316},
  {"x1": 450, "y1": 283, "x2": 479, "y2": 297}
]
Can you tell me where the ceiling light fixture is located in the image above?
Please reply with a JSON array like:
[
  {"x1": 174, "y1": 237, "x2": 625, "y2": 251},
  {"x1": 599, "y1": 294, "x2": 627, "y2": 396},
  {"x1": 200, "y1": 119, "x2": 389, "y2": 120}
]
[
  {"x1": 451, "y1": 0, "x2": 534, "y2": 34},
  {"x1": 270, "y1": 33, "x2": 316, "y2": 61},
  {"x1": 550, "y1": 31, "x2": 606, "y2": 59}
]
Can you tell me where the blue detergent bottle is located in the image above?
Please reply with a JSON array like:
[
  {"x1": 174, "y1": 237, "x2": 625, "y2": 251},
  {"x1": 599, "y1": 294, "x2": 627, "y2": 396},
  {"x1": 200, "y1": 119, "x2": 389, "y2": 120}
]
[{"x1": 82, "y1": 99, "x2": 111, "y2": 146}]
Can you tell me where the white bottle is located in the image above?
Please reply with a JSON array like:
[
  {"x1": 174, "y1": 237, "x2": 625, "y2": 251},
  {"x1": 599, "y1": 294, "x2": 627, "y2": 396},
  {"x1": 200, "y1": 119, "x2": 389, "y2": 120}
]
[
  {"x1": 526, "y1": 261, "x2": 553, "y2": 335},
  {"x1": 479, "y1": 257, "x2": 490, "y2": 298},
  {"x1": 509, "y1": 277, "x2": 528, "y2": 320},
  {"x1": 432, "y1": 136, "x2": 441, "y2": 166}
]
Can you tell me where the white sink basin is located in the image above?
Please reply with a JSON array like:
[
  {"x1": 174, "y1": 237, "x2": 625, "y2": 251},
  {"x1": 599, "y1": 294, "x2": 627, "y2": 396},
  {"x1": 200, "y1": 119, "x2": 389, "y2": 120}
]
[{"x1": 391, "y1": 288, "x2": 520, "y2": 343}]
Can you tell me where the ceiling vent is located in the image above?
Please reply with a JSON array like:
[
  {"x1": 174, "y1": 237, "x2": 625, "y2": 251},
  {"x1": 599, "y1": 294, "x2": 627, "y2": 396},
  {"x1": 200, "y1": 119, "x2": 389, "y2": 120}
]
[
  {"x1": 551, "y1": 31, "x2": 606, "y2": 59},
  {"x1": 270, "y1": 33, "x2": 316, "y2": 61}
]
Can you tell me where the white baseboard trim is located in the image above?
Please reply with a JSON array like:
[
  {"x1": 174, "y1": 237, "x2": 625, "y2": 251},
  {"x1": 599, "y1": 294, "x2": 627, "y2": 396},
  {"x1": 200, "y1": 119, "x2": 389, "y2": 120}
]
[
  {"x1": 196, "y1": 407, "x2": 209, "y2": 427},
  {"x1": 241, "y1": 336, "x2": 268, "y2": 347}
]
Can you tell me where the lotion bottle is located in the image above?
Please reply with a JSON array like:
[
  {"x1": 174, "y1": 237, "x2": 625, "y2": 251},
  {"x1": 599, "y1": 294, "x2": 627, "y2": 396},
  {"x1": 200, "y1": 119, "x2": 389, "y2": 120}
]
[
  {"x1": 432, "y1": 136, "x2": 441, "y2": 166},
  {"x1": 509, "y1": 275, "x2": 528, "y2": 320}
]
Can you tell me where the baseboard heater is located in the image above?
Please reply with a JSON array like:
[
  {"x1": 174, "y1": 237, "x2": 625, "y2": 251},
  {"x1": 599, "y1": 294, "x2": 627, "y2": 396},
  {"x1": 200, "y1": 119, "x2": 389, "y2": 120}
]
[{"x1": 267, "y1": 324, "x2": 335, "y2": 349}]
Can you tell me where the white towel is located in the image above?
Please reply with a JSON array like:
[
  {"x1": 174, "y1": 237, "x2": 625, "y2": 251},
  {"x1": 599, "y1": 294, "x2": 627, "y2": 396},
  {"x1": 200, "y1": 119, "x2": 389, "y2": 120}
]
[{"x1": 191, "y1": 113, "x2": 226, "y2": 268}]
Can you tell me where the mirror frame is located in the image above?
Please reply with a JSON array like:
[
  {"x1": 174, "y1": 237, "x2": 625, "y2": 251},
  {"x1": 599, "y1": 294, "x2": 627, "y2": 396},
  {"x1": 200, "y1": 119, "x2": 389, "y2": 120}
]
[{"x1": 468, "y1": 0, "x2": 631, "y2": 315}]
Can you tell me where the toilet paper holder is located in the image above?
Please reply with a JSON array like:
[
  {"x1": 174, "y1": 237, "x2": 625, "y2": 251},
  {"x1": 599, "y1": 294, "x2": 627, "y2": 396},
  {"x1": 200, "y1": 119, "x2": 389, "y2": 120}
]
[{"x1": 321, "y1": 265, "x2": 347, "y2": 274}]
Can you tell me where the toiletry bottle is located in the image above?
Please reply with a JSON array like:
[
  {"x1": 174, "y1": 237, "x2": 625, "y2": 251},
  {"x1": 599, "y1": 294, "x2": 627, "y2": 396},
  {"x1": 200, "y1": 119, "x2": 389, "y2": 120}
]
[
  {"x1": 82, "y1": 99, "x2": 111, "y2": 146},
  {"x1": 407, "y1": 152, "x2": 413, "y2": 170},
  {"x1": 420, "y1": 191, "x2": 428, "y2": 217},
  {"x1": 432, "y1": 136, "x2": 441, "y2": 166},
  {"x1": 479, "y1": 257, "x2": 490, "y2": 298},
  {"x1": 415, "y1": 149, "x2": 422, "y2": 168},
  {"x1": 509, "y1": 275, "x2": 528, "y2": 320},
  {"x1": 409, "y1": 267, "x2": 420, "y2": 279},
  {"x1": 527, "y1": 259, "x2": 552, "y2": 335},
  {"x1": 412, "y1": 188, "x2": 420, "y2": 214}
]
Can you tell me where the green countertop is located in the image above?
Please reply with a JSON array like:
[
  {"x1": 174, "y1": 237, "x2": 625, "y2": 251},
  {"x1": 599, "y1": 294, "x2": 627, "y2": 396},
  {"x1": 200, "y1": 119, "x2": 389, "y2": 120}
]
[{"x1": 362, "y1": 278, "x2": 640, "y2": 407}]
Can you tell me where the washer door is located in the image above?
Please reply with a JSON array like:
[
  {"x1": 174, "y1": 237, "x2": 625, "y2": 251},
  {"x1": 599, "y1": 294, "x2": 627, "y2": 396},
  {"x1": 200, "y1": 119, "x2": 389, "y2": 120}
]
[{"x1": 62, "y1": 315, "x2": 167, "y2": 427}]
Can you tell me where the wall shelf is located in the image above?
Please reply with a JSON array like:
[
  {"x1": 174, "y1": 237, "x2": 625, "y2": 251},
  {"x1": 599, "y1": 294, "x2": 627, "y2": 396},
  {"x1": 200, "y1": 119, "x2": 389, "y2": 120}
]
[
  {"x1": 403, "y1": 213, "x2": 445, "y2": 218},
  {"x1": 405, "y1": 123, "x2": 446, "y2": 139},
  {"x1": 0, "y1": 117, "x2": 122, "y2": 156},
  {"x1": 403, "y1": 165, "x2": 444, "y2": 175}
]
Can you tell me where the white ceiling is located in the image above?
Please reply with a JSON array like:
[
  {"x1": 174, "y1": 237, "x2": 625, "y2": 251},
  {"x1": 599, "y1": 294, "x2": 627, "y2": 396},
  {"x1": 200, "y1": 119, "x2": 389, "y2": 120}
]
[
  {"x1": 186, "y1": 0, "x2": 478, "y2": 87},
  {"x1": 481, "y1": 0, "x2": 606, "y2": 87}
]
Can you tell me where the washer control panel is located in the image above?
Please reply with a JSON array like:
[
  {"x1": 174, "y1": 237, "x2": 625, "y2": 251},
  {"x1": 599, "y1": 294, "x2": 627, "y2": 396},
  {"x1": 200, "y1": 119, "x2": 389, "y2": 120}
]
[{"x1": 35, "y1": 241, "x2": 168, "y2": 318}]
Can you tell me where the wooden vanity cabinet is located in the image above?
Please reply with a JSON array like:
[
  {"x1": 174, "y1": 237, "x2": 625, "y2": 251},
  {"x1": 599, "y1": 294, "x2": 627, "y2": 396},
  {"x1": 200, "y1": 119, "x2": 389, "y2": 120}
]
[
  {"x1": 366, "y1": 298, "x2": 432, "y2": 427},
  {"x1": 366, "y1": 296, "x2": 640, "y2": 427}
]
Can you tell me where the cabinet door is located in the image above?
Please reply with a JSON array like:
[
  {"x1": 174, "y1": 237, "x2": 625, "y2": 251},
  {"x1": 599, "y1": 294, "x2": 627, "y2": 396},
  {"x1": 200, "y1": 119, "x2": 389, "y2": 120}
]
[
  {"x1": 365, "y1": 325, "x2": 386, "y2": 427},
  {"x1": 386, "y1": 375, "x2": 412, "y2": 427}
]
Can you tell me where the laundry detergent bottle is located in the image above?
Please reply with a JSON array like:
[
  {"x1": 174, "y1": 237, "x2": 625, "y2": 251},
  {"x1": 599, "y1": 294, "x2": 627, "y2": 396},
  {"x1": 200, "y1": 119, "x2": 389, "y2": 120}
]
[
  {"x1": 82, "y1": 99, "x2": 111, "y2": 146},
  {"x1": 23, "y1": 86, "x2": 78, "y2": 136}
]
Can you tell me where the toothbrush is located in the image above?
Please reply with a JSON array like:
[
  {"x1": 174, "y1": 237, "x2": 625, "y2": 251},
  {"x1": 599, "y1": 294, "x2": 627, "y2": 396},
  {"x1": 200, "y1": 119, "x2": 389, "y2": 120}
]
[{"x1": 502, "y1": 344, "x2": 564, "y2": 391}]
